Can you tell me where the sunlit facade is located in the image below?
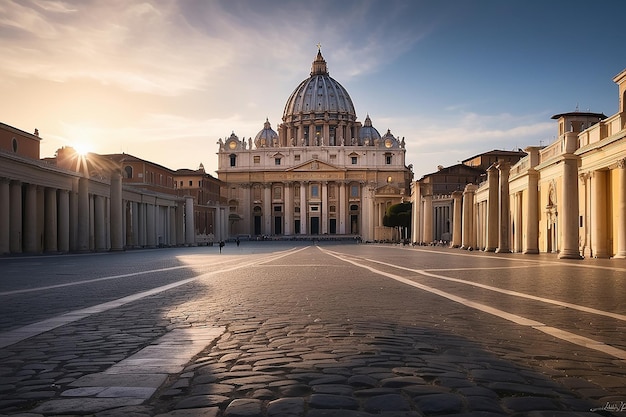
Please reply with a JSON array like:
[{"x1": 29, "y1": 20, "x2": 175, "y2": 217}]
[
  {"x1": 216, "y1": 49, "x2": 413, "y2": 241},
  {"x1": 451, "y1": 67, "x2": 626, "y2": 258}
]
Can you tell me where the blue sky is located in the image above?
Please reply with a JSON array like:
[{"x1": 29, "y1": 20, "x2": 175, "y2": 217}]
[{"x1": 1, "y1": 0, "x2": 624, "y2": 178}]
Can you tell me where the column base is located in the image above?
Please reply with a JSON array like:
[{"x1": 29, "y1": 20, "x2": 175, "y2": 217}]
[
  {"x1": 613, "y1": 252, "x2": 626, "y2": 259},
  {"x1": 523, "y1": 249, "x2": 539, "y2": 254},
  {"x1": 495, "y1": 248, "x2": 511, "y2": 253},
  {"x1": 484, "y1": 247, "x2": 496, "y2": 252},
  {"x1": 558, "y1": 250, "x2": 583, "y2": 259}
]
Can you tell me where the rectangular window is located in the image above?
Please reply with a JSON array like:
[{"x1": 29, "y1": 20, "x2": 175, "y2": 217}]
[
  {"x1": 294, "y1": 186, "x2": 300, "y2": 198},
  {"x1": 275, "y1": 158, "x2": 281, "y2": 165},
  {"x1": 230, "y1": 155, "x2": 236, "y2": 167},
  {"x1": 189, "y1": 180, "x2": 193, "y2": 186},
  {"x1": 350, "y1": 185, "x2": 359, "y2": 198},
  {"x1": 254, "y1": 156, "x2": 260, "y2": 164},
  {"x1": 386, "y1": 155, "x2": 392, "y2": 165},
  {"x1": 351, "y1": 156, "x2": 357, "y2": 165},
  {"x1": 311, "y1": 185, "x2": 319, "y2": 198},
  {"x1": 273, "y1": 186, "x2": 282, "y2": 199},
  {"x1": 295, "y1": 155, "x2": 300, "y2": 162}
]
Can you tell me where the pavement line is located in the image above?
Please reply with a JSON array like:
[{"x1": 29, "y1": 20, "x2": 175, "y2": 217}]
[
  {"x1": 32, "y1": 327, "x2": 225, "y2": 414},
  {"x1": 321, "y1": 247, "x2": 626, "y2": 361},
  {"x1": 351, "y1": 255, "x2": 626, "y2": 322},
  {"x1": 0, "y1": 247, "x2": 307, "y2": 349}
]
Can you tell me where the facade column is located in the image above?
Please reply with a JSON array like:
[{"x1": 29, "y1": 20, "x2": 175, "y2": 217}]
[
  {"x1": 146, "y1": 201, "x2": 156, "y2": 247},
  {"x1": 559, "y1": 135, "x2": 582, "y2": 259},
  {"x1": 44, "y1": 187, "x2": 58, "y2": 252},
  {"x1": 77, "y1": 178, "x2": 90, "y2": 252},
  {"x1": 451, "y1": 190, "x2": 463, "y2": 248},
  {"x1": 58, "y1": 190, "x2": 70, "y2": 252},
  {"x1": 110, "y1": 172, "x2": 124, "y2": 251},
  {"x1": 94, "y1": 195, "x2": 106, "y2": 251},
  {"x1": 485, "y1": 164, "x2": 499, "y2": 251},
  {"x1": 176, "y1": 201, "x2": 184, "y2": 245},
  {"x1": 339, "y1": 181, "x2": 346, "y2": 234},
  {"x1": 321, "y1": 182, "x2": 328, "y2": 234},
  {"x1": 422, "y1": 193, "x2": 433, "y2": 244},
  {"x1": 411, "y1": 183, "x2": 422, "y2": 244},
  {"x1": 524, "y1": 170, "x2": 539, "y2": 254},
  {"x1": 241, "y1": 183, "x2": 251, "y2": 236},
  {"x1": 615, "y1": 159, "x2": 626, "y2": 258},
  {"x1": 0, "y1": 179, "x2": 9, "y2": 254},
  {"x1": 9, "y1": 181, "x2": 22, "y2": 253},
  {"x1": 495, "y1": 161, "x2": 511, "y2": 253},
  {"x1": 461, "y1": 184, "x2": 477, "y2": 249},
  {"x1": 185, "y1": 196, "x2": 195, "y2": 245},
  {"x1": 300, "y1": 181, "x2": 307, "y2": 234},
  {"x1": 591, "y1": 170, "x2": 609, "y2": 258},
  {"x1": 263, "y1": 184, "x2": 272, "y2": 235},
  {"x1": 284, "y1": 182, "x2": 293, "y2": 236},
  {"x1": 23, "y1": 183, "x2": 38, "y2": 253}
]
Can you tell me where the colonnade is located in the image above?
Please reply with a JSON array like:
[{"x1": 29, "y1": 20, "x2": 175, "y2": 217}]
[{"x1": 0, "y1": 172, "x2": 195, "y2": 255}]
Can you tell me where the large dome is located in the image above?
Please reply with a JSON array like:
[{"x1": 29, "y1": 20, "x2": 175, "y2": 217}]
[{"x1": 282, "y1": 50, "x2": 356, "y2": 123}]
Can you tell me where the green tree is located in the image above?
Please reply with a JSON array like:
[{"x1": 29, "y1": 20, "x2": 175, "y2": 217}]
[{"x1": 383, "y1": 202, "x2": 412, "y2": 241}]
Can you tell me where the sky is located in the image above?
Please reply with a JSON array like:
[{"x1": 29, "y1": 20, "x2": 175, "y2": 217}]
[{"x1": 1, "y1": 0, "x2": 625, "y2": 179}]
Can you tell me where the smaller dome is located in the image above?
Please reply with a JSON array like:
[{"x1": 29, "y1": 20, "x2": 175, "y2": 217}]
[
  {"x1": 254, "y1": 118, "x2": 279, "y2": 148},
  {"x1": 359, "y1": 114, "x2": 381, "y2": 146}
]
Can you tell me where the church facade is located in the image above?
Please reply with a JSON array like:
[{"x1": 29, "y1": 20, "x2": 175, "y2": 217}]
[{"x1": 216, "y1": 49, "x2": 413, "y2": 241}]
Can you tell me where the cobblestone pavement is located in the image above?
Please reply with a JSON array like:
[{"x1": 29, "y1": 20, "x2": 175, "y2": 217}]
[{"x1": 1, "y1": 243, "x2": 625, "y2": 416}]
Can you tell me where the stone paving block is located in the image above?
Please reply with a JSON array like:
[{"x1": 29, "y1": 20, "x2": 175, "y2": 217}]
[
  {"x1": 97, "y1": 386, "x2": 156, "y2": 399},
  {"x1": 174, "y1": 394, "x2": 230, "y2": 409},
  {"x1": 312, "y1": 384, "x2": 354, "y2": 396},
  {"x1": 154, "y1": 407, "x2": 219, "y2": 417},
  {"x1": 501, "y1": 396, "x2": 560, "y2": 412},
  {"x1": 413, "y1": 393, "x2": 464, "y2": 414},
  {"x1": 223, "y1": 398, "x2": 263, "y2": 416},
  {"x1": 61, "y1": 386, "x2": 107, "y2": 396},
  {"x1": 308, "y1": 393, "x2": 360, "y2": 410},
  {"x1": 70, "y1": 372, "x2": 168, "y2": 388},
  {"x1": 32, "y1": 397, "x2": 144, "y2": 414},
  {"x1": 267, "y1": 397, "x2": 305, "y2": 416},
  {"x1": 363, "y1": 393, "x2": 411, "y2": 412}
]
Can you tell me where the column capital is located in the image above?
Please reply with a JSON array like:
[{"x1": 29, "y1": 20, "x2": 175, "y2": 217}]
[{"x1": 618, "y1": 158, "x2": 626, "y2": 169}]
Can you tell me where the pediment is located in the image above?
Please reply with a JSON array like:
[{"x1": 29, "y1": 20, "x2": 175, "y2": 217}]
[
  {"x1": 288, "y1": 159, "x2": 345, "y2": 172},
  {"x1": 376, "y1": 184, "x2": 401, "y2": 195}
]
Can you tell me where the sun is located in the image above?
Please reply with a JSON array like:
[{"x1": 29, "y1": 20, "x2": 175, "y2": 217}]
[{"x1": 73, "y1": 142, "x2": 92, "y2": 156}]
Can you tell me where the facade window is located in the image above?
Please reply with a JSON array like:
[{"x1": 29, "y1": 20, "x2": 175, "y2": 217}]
[
  {"x1": 351, "y1": 156, "x2": 357, "y2": 165},
  {"x1": 295, "y1": 155, "x2": 300, "y2": 162},
  {"x1": 160, "y1": 174, "x2": 163, "y2": 184},
  {"x1": 295, "y1": 186, "x2": 300, "y2": 198},
  {"x1": 311, "y1": 184, "x2": 319, "y2": 198},
  {"x1": 274, "y1": 205, "x2": 282, "y2": 212},
  {"x1": 189, "y1": 180, "x2": 193, "y2": 186},
  {"x1": 350, "y1": 185, "x2": 359, "y2": 198},
  {"x1": 254, "y1": 156, "x2": 260, "y2": 164},
  {"x1": 275, "y1": 158, "x2": 281, "y2": 165},
  {"x1": 229, "y1": 154, "x2": 236, "y2": 167},
  {"x1": 273, "y1": 186, "x2": 282, "y2": 199},
  {"x1": 124, "y1": 166, "x2": 133, "y2": 179},
  {"x1": 385, "y1": 154, "x2": 392, "y2": 165},
  {"x1": 12, "y1": 137, "x2": 17, "y2": 152},
  {"x1": 295, "y1": 206, "x2": 300, "y2": 213},
  {"x1": 330, "y1": 205, "x2": 336, "y2": 213}
]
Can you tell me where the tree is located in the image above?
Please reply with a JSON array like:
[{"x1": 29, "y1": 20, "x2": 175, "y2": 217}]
[{"x1": 383, "y1": 202, "x2": 412, "y2": 241}]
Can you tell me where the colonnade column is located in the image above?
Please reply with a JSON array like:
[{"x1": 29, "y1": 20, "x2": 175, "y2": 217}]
[
  {"x1": 23, "y1": 183, "x2": 38, "y2": 253},
  {"x1": 0, "y1": 179, "x2": 9, "y2": 254},
  {"x1": 44, "y1": 187, "x2": 58, "y2": 252},
  {"x1": 110, "y1": 172, "x2": 124, "y2": 251},
  {"x1": 485, "y1": 164, "x2": 499, "y2": 252},
  {"x1": 451, "y1": 190, "x2": 463, "y2": 248},
  {"x1": 77, "y1": 178, "x2": 90, "y2": 252},
  {"x1": 263, "y1": 184, "x2": 272, "y2": 235},
  {"x1": 184, "y1": 196, "x2": 194, "y2": 245},
  {"x1": 9, "y1": 181, "x2": 22, "y2": 253},
  {"x1": 58, "y1": 190, "x2": 70, "y2": 252},
  {"x1": 422, "y1": 193, "x2": 433, "y2": 244},
  {"x1": 524, "y1": 170, "x2": 539, "y2": 254},
  {"x1": 176, "y1": 201, "x2": 184, "y2": 245},
  {"x1": 339, "y1": 181, "x2": 346, "y2": 234},
  {"x1": 94, "y1": 195, "x2": 106, "y2": 251},
  {"x1": 300, "y1": 182, "x2": 307, "y2": 234},
  {"x1": 615, "y1": 159, "x2": 626, "y2": 258},
  {"x1": 495, "y1": 161, "x2": 511, "y2": 253},
  {"x1": 559, "y1": 132, "x2": 582, "y2": 259},
  {"x1": 461, "y1": 184, "x2": 477, "y2": 249},
  {"x1": 321, "y1": 182, "x2": 328, "y2": 234},
  {"x1": 591, "y1": 170, "x2": 609, "y2": 258},
  {"x1": 284, "y1": 182, "x2": 293, "y2": 235},
  {"x1": 241, "y1": 183, "x2": 251, "y2": 235}
]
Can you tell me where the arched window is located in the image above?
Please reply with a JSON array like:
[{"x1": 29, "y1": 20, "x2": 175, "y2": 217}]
[
  {"x1": 124, "y1": 165, "x2": 133, "y2": 178},
  {"x1": 11, "y1": 137, "x2": 17, "y2": 152}
]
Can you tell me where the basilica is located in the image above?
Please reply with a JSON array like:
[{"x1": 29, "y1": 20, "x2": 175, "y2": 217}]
[{"x1": 216, "y1": 48, "x2": 413, "y2": 241}]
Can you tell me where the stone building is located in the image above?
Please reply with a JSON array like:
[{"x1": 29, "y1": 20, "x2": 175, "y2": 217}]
[
  {"x1": 0, "y1": 126, "x2": 200, "y2": 255},
  {"x1": 216, "y1": 48, "x2": 413, "y2": 241},
  {"x1": 454, "y1": 67, "x2": 626, "y2": 258}
]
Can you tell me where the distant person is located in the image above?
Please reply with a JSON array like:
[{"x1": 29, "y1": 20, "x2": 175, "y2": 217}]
[
  {"x1": 236, "y1": 238, "x2": 240, "y2": 247},
  {"x1": 219, "y1": 240, "x2": 225, "y2": 253}
]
